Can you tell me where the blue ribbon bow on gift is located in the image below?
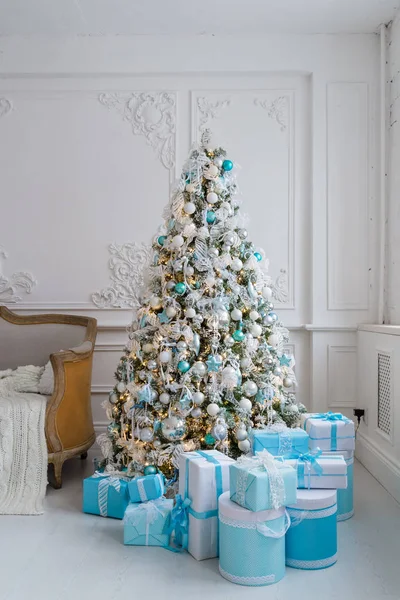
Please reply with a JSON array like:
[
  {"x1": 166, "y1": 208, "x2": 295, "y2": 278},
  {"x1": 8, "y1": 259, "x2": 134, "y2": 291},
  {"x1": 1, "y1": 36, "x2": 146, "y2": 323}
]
[
  {"x1": 167, "y1": 494, "x2": 191, "y2": 552},
  {"x1": 312, "y1": 412, "x2": 350, "y2": 423},
  {"x1": 287, "y1": 448, "x2": 324, "y2": 488}
]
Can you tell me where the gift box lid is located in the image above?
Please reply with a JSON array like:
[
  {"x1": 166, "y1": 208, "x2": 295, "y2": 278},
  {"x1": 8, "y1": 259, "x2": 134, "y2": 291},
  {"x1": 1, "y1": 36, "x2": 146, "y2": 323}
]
[
  {"x1": 302, "y1": 413, "x2": 355, "y2": 437},
  {"x1": 252, "y1": 427, "x2": 308, "y2": 451},
  {"x1": 219, "y1": 491, "x2": 284, "y2": 523},
  {"x1": 179, "y1": 449, "x2": 235, "y2": 472},
  {"x1": 283, "y1": 454, "x2": 347, "y2": 476},
  {"x1": 124, "y1": 497, "x2": 173, "y2": 534},
  {"x1": 322, "y1": 450, "x2": 354, "y2": 462},
  {"x1": 287, "y1": 488, "x2": 337, "y2": 511}
]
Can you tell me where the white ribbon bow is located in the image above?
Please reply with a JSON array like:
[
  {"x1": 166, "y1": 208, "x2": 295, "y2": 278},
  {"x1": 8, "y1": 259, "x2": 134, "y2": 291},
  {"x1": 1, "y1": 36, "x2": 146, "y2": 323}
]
[
  {"x1": 126, "y1": 500, "x2": 165, "y2": 545},
  {"x1": 237, "y1": 450, "x2": 286, "y2": 510}
]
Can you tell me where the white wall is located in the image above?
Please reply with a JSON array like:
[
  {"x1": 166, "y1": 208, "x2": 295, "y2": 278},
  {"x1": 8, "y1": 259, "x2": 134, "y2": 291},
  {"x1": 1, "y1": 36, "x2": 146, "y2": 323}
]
[
  {"x1": 0, "y1": 33, "x2": 380, "y2": 435},
  {"x1": 386, "y1": 11, "x2": 400, "y2": 324}
]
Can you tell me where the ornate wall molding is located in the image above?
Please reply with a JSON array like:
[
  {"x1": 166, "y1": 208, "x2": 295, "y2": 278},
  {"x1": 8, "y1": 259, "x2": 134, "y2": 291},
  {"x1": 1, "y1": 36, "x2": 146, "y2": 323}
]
[
  {"x1": 271, "y1": 269, "x2": 289, "y2": 303},
  {"x1": 196, "y1": 96, "x2": 231, "y2": 132},
  {"x1": 0, "y1": 97, "x2": 12, "y2": 119},
  {"x1": 98, "y1": 92, "x2": 176, "y2": 170},
  {"x1": 92, "y1": 242, "x2": 152, "y2": 309},
  {"x1": 254, "y1": 95, "x2": 289, "y2": 132},
  {"x1": 0, "y1": 247, "x2": 37, "y2": 304}
]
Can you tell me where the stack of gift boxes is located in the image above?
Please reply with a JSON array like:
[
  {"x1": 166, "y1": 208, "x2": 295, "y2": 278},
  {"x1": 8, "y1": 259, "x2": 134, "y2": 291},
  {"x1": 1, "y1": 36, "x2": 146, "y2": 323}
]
[{"x1": 82, "y1": 411, "x2": 355, "y2": 587}]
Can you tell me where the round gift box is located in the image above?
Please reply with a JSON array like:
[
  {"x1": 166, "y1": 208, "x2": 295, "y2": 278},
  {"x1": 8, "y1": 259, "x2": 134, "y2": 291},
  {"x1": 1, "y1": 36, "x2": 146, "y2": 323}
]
[
  {"x1": 218, "y1": 491, "x2": 287, "y2": 586},
  {"x1": 286, "y1": 489, "x2": 337, "y2": 570}
]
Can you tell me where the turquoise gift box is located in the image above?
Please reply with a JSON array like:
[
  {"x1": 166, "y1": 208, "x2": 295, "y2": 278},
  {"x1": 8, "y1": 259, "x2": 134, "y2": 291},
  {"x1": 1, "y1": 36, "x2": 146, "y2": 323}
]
[
  {"x1": 230, "y1": 452, "x2": 297, "y2": 512},
  {"x1": 128, "y1": 473, "x2": 165, "y2": 503},
  {"x1": 123, "y1": 498, "x2": 173, "y2": 546},
  {"x1": 83, "y1": 472, "x2": 130, "y2": 519},
  {"x1": 252, "y1": 427, "x2": 309, "y2": 457}
]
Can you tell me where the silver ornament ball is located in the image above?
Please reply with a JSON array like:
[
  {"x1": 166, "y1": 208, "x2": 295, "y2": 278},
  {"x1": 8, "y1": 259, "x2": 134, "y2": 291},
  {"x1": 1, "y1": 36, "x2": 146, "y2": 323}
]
[
  {"x1": 160, "y1": 416, "x2": 187, "y2": 441},
  {"x1": 224, "y1": 334, "x2": 235, "y2": 347},
  {"x1": 283, "y1": 377, "x2": 293, "y2": 388},
  {"x1": 191, "y1": 407, "x2": 202, "y2": 418},
  {"x1": 212, "y1": 421, "x2": 228, "y2": 441}
]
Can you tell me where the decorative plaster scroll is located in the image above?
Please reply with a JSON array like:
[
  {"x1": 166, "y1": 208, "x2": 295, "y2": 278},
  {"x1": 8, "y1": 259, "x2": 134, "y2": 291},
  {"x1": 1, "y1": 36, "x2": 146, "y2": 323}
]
[
  {"x1": 92, "y1": 242, "x2": 152, "y2": 309},
  {"x1": 254, "y1": 96, "x2": 288, "y2": 132},
  {"x1": 0, "y1": 98, "x2": 12, "y2": 119},
  {"x1": 196, "y1": 96, "x2": 231, "y2": 131},
  {"x1": 0, "y1": 247, "x2": 37, "y2": 304},
  {"x1": 271, "y1": 269, "x2": 288, "y2": 304},
  {"x1": 98, "y1": 92, "x2": 176, "y2": 170}
]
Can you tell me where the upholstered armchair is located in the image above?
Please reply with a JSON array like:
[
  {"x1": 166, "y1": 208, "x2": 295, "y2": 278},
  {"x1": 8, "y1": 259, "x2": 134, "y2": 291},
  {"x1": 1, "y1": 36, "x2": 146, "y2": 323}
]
[{"x1": 0, "y1": 307, "x2": 97, "y2": 488}]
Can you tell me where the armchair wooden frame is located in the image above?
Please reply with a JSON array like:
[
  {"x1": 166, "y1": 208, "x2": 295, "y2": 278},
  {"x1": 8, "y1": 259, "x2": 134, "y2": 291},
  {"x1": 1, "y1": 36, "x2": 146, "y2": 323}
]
[{"x1": 0, "y1": 307, "x2": 97, "y2": 489}]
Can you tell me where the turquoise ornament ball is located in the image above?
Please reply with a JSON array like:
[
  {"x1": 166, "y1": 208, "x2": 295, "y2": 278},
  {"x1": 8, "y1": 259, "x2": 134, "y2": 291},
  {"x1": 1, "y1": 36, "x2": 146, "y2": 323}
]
[
  {"x1": 233, "y1": 329, "x2": 245, "y2": 342},
  {"x1": 174, "y1": 282, "x2": 186, "y2": 295},
  {"x1": 222, "y1": 159, "x2": 233, "y2": 171},
  {"x1": 144, "y1": 465, "x2": 157, "y2": 476},
  {"x1": 195, "y1": 281, "x2": 201, "y2": 289},
  {"x1": 254, "y1": 252, "x2": 262, "y2": 262},
  {"x1": 206, "y1": 210, "x2": 216, "y2": 224},
  {"x1": 178, "y1": 360, "x2": 191, "y2": 373},
  {"x1": 205, "y1": 433, "x2": 216, "y2": 446},
  {"x1": 269, "y1": 312, "x2": 278, "y2": 322},
  {"x1": 157, "y1": 235, "x2": 166, "y2": 246}
]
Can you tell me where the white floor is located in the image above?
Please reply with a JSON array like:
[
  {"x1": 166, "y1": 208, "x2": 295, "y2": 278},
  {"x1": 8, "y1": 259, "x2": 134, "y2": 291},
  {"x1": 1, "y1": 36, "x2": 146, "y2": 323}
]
[{"x1": 1, "y1": 456, "x2": 400, "y2": 600}]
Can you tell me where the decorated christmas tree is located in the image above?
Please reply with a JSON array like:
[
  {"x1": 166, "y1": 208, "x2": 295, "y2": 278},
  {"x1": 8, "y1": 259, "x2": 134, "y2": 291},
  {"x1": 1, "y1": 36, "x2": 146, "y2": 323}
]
[{"x1": 99, "y1": 132, "x2": 306, "y2": 479}]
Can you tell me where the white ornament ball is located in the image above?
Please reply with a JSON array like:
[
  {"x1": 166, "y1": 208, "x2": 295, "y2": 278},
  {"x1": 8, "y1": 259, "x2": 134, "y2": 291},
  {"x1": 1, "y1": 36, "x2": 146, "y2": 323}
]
[
  {"x1": 214, "y1": 157, "x2": 223, "y2": 167},
  {"x1": 193, "y1": 361, "x2": 207, "y2": 377},
  {"x1": 159, "y1": 392, "x2": 170, "y2": 405},
  {"x1": 283, "y1": 377, "x2": 293, "y2": 388},
  {"x1": 140, "y1": 427, "x2": 154, "y2": 442},
  {"x1": 238, "y1": 439, "x2": 251, "y2": 453},
  {"x1": 250, "y1": 323, "x2": 263, "y2": 337},
  {"x1": 159, "y1": 350, "x2": 171, "y2": 364},
  {"x1": 239, "y1": 397, "x2": 253, "y2": 412},
  {"x1": 185, "y1": 307, "x2": 196, "y2": 318},
  {"x1": 177, "y1": 340, "x2": 187, "y2": 351},
  {"x1": 185, "y1": 266, "x2": 194, "y2": 276},
  {"x1": 116, "y1": 382, "x2": 126, "y2": 393},
  {"x1": 236, "y1": 428, "x2": 248, "y2": 441},
  {"x1": 110, "y1": 393, "x2": 119, "y2": 403},
  {"x1": 240, "y1": 357, "x2": 251, "y2": 369},
  {"x1": 222, "y1": 365, "x2": 238, "y2": 389},
  {"x1": 207, "y1": 192, "x2": 219, "y2": 204},
  {"x1": 172, "y1": 234, "x2": 184, "y2": 248},
  {"x1": 224, "y1": 334, "x2": 235, "y2": 347},
  {"x1": 207, "y1": 403, "x2": 220, "y2": 417},
  {"x1": 268, "y1": 334, "x2": 279, "y2": 347},
  {"x1": 243, "y1": 380, "x2": 258, "y2": 397},
  {"x1": 165, "y1": 306, "x2": 177, "y2": 318},
  {"x1": 166, "y1": 280, "x2": 176, "y2": 290},
  {"x1": 149, "y1": 295, "x2": 162, "y2": 309},
  {"x1": 262, "y1": 286, "x2": 273, "y2": 300},
  {"x1": 250, "y1": 310, "x2": 260, "y2": 321},
  {"x1": 191, "y1": 407, "x2": 202, "y2": 418},
  {"x1": 231, "y1": 258, "x2": 243, "y2": 272},
  {"x1": 185, "y1": 183, "x2": 196, "y2": 193},
  {"x1": 217, "y1": 309, "x2": 230, "y2": 325},
  {"x1": 208, "y1": 247, "x2": 219, "y2": 258},
  {"x1": 231, "y1": 308, "x2": 243, "y2": 321},
  {"x1": 193, "y1": 391, "x2": 205, "y2": 405},
  {"x1": 205, "y1": 276, "x2": 216, "y2": 287},
  {"x1": 161, "y1": 416, "x2": 186, "y2": 441},
  {"x1": 184, "y1": 201, "x2": 196, "y2": 215},
  {"x1": 205, "y1": 164, "x2": 219, "y2": 178}
]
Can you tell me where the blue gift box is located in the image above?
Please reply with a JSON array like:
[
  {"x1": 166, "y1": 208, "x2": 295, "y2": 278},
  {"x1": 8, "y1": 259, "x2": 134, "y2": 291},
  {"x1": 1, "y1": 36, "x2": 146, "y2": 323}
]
[
  {"x1": 128, "y1": 473, "x2": 165, "y2": 503},
  {"x1": 230, "y1": 451, "x2": 297, "y2": 512},
  {"x1": 83, "y1": 472, "x2": 130, "y2": 519},
  {"x1": 123, "y1": 498, "x2": 173, "y2": 546},
  {"x1": 252, "y1": 427, "x2": 309, "y2": 457}
]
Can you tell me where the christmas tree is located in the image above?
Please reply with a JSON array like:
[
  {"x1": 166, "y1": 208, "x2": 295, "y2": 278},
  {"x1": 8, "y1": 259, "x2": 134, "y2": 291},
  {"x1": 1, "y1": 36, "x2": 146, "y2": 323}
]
[{"x1": 99, "y1": 132, "x2": 306, "y2": 480}]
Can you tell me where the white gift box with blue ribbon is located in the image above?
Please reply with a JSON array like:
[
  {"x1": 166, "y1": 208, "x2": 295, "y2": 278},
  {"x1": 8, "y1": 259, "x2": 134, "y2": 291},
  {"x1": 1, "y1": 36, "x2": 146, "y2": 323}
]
[
  {"x1": 286, "y1": 489, "x2": 337, "y2": 570},
  {"x1": 128, "y1": 473, "x2": 165, "y2": 503},
  {"x1": 323, "y1": 451, "x2": 354, "y2": 520},
  {"x1": 123, "y1": 497, "x2": 173, "y2": 546},
  {"x1": 218, "y1": 491, "x2": 289, "y2": 586},
  {"x1": 301, "y1": 412, "x2": 355, "y2": 451},
  {"x1": 230, "y1": 451, "x2": 297, "y2": 512},
  {"x1": 178, "y1": 449, "x2": 235, "y2": 561},
  {"x1": 251, "y1": 426, "x2": 309, "y2": 457},
  {"x1": 83, "y1": 472, "x2": 130, "y2": 519},
  {"x1": 282, "y1": 451, "x2": 347, "y2": 489}
]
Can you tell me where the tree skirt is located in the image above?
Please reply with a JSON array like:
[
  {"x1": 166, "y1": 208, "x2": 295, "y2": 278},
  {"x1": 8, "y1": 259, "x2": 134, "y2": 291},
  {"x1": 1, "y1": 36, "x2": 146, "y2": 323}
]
[{"x1": 0, "y1": 393, "x2": 48, "y2": 515}]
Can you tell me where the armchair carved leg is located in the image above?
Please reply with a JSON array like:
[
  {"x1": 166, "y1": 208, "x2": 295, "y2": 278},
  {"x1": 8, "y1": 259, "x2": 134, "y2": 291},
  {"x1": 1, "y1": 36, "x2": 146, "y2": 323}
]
[{"x1": 51, "y1": 456, "x2": 64, "y2": 489}]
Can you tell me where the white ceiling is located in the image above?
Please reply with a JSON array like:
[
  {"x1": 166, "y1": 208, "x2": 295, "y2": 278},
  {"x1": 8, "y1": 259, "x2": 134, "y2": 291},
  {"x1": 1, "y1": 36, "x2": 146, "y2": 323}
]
[{"x1": 0, "y1": 0, "x2": 398, "y2": 36}]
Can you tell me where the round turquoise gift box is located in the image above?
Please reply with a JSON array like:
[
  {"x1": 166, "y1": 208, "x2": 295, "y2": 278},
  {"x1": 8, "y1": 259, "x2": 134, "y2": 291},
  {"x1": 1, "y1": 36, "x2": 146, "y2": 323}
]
[
  {"x1": 286, "y1": 489, "x2": 337, "y2": 570},
  {"x1": 218, "y1": 492, "x2": 287, "y2": 586}
]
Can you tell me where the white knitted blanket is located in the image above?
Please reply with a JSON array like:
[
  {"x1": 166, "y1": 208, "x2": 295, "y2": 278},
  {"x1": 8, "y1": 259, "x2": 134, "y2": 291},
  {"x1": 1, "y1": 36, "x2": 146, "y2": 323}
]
[{"x1": 0, "y1": 367, "x2": 48, "y2": 515}]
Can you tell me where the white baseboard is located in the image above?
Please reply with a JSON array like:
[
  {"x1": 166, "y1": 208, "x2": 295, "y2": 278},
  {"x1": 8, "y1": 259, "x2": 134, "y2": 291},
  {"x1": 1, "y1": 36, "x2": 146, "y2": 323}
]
[{"x1": 356, "y1": 431, "x2": 400, "y2": 504}]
